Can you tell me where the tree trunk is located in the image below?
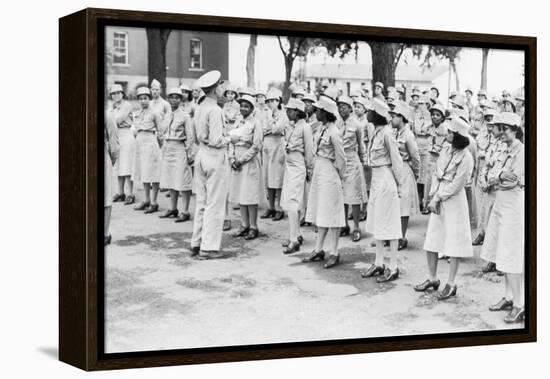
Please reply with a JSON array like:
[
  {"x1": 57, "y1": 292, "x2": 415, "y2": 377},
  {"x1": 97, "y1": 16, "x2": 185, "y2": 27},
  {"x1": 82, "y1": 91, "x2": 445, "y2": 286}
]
[
  {"x1": 368, "y1": 42, "x2": 397, "y2": 95},
  {"x1": 146, "y1": 28, "x2": 172, "y2": 96},
  {"x1": 283, "y1": 56, "x2": 294, "y2": 102},
  {"x1": 450, "y1": 59, "x2": 460, "y2": 93},
  {"x1": 480, "y1": 48, "x2": 489, "y2": 91},
  {"x1": 246, "y1": 35, "x2": 258, "y2": 88}
]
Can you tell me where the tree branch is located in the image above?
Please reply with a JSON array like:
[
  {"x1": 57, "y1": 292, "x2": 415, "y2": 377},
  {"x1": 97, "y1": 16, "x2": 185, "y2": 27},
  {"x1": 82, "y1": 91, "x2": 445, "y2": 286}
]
[
  {"x1": 277, "y1": 36, "x2": 289, "y2": 57},
  {"x1": 394, "y1": 44, "x2": 407, "y2": 66}
]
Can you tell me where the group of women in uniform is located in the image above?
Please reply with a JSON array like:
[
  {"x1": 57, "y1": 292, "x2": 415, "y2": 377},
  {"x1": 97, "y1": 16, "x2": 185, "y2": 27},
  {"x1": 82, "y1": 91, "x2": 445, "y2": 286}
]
[{"x1": 104, "y1": 73, "x2": 526, "y2": 324}]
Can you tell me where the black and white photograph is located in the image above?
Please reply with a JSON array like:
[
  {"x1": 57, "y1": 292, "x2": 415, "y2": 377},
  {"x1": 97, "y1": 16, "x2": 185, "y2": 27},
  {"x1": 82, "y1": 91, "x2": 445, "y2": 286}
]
[{"x1": 102, "y1": 25, "x2": 527, "y2": 354}]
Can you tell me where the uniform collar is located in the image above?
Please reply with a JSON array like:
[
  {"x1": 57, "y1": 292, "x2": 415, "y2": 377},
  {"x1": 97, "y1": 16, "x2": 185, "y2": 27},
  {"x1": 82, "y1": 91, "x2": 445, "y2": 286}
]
[{"x1": 507, "y1": 138, "x2": 522, "y2": 154}]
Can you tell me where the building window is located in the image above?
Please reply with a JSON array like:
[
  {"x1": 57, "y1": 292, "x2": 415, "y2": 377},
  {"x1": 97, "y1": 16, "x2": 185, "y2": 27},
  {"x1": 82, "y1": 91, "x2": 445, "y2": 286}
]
[
  {"x1": 112, "y1": 31, "x2": 128, "y2": 65},
  {"x1": 190, "y1": 39, "x2": 203, "y2": 70}
]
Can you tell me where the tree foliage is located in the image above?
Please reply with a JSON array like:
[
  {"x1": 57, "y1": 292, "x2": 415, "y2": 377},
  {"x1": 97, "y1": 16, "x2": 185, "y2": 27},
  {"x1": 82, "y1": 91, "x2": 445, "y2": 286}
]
[
  {"x1": 276, "y1": 36, "x2": 357, "y2": 100},
  {"x1": 276, "y1": 35, "x2": 463, "y2": 100}
]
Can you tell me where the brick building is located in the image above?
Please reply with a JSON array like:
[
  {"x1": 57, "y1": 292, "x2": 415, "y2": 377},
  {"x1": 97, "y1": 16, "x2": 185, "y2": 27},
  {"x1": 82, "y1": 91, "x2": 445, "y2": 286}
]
[{"x1": 106, "y1": 26, "x2": 229, "y2": 96}]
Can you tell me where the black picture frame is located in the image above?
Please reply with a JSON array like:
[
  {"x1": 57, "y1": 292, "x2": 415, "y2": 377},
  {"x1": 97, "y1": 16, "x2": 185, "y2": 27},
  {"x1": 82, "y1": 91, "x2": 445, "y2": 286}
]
[{"x1": 59, "y1": 7, "x2": 537, "y2": 371}]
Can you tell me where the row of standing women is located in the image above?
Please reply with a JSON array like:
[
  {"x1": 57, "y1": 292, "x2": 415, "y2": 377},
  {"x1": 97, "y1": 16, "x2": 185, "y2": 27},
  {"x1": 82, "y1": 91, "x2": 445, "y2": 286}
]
[{"x1": 104, "y1": 71, "x2": 525, "y2": 323}]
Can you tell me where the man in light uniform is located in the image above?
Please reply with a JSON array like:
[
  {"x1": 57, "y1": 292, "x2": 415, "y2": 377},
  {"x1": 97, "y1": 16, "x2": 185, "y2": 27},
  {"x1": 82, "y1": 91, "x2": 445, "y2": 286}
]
[
  {"x1": 190, "y1": 70, "x2": 238, "y2": 259},
  {"x1": 149, "y1": 79, "x2": 171, "y2": 120}
]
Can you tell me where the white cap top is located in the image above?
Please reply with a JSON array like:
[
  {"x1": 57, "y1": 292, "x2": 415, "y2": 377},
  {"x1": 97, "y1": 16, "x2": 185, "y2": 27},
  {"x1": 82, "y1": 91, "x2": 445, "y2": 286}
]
[
  {"x1": 195, "y1": 70, "x2": 222, "y2": 89},
  {"x1": 167, "y1": 87, "x2": 183, "y2": 97},
  {"x1": 109, "y1": 84, "x2": 124, "y2": 95},
  {"x1": 284, "y1": 98, "x2": 306, "y2": 113},
  {"x1": 237, "y1": 94, "x2": 256, "y2": 108},
  {"x1": 447, "y1": 116, "x2": 471, "y2": 137},
  {"x1": 150, "y1": 79, "x2": 161, "y2": 89},
  {"x1": 371, "y1": 97, "x2": 390, "y2": 120},
  {"x1": 313, "y1": 96, "x2": 338, "y2": 117}
]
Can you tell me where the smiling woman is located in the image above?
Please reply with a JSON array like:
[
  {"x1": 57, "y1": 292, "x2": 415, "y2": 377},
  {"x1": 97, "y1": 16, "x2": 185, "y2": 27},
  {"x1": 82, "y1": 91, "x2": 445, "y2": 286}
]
[{"x1": 59, "y1": 7, "x2": 535, "y2": 371}]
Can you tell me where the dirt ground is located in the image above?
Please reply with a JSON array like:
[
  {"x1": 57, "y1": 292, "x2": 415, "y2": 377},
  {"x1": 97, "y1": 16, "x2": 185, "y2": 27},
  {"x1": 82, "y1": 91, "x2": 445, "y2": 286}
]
[{"x1": 105, "y1": 190, "x2": 522, "y2": 353}]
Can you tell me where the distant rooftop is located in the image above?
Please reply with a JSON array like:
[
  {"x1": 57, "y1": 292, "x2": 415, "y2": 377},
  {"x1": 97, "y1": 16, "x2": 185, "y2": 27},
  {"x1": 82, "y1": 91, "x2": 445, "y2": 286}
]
[{"x1": 299, "y1": 63, "x2": 448, "y2": 82}]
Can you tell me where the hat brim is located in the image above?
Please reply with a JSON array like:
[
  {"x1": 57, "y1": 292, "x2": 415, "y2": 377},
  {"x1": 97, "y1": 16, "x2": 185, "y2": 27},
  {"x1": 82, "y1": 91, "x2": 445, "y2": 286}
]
[
  {"x1": 429, "y1": 108, "x2": 445, "y2": 116},
  {"x1": 313, "y1": 103, "x2": 337, "y2": 117},
  {"x1": 237, "y1": 98, "x2": 255, "y2": 107},
  {"x1": 284, "y1": 106, "x2": 304, "y2": 112}
]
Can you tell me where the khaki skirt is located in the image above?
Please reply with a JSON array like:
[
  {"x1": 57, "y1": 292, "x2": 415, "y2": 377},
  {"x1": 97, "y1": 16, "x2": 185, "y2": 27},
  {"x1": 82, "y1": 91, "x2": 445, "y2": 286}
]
[
  {"x1": 114, "y1": 127, "x2": 135, "y2": 176},
  {"x1": 280, "y1": 151, "x2": 306, "y2": 212},
  {"x1": 365, "y1": 166, "x2": 402, "y2": 240},
  {"x1": 423, "y1": 184, "x2": 473, "y2": 258},
  {"x1": 417, "y1": 136, "x2": 431, "y2": 184},
  {"x1": 482, "y1": 189, "x2": 524, "y2": 274},
  {"x1": 229, "y1": 145, "x2": 263, "y2": 205},
  {"x1": 159, "y1": 140, "x2": 193, "y2": 192},
  {"x1": 262, "y1": 135, "x2": 285, "y2": 189},
  {"x1": 305, "y1": 157, "x2": 345, "y2": 228},
  {"x1": 132, "y1": 132, "x2": 161, "y2": 184},
  {"x1": 342, "y1": 150, "x2": 368, "y2": 205},
  {"x1": 400, "y1": 162, "x2": 420, "y2": 217}
]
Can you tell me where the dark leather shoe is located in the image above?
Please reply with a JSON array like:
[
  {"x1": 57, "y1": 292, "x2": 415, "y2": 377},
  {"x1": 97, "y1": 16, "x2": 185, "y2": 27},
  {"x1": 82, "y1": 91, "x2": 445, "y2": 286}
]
[
  {"x1": 283, "y1": 241, "x2": 300, "y2": 255},
  {"x1": 436, "y1": 284, "x2": 457, "y2": 301},
  {"x1": 223, "y1": 219, "x2": 232, "y2": 231},
  {"x1": 348, "y1": 213, "x2": 353, "y2": 220},
  {"x1": 159, "y1": 209, "x2": 178, "y2": 218},
  {"x1": 124, "y1": 195, "x2": 136, "y2": 205},
  {"x1": 482, "y1": 261, "x2": 497, "y2": 273},
  {"x1": 377, "y1": 267, "x2": 399, "y2": 283},
  {"x1": 361, "y1": 264, "x2": 385, "y2": 278},
  {"x1": 352, "y1": 229, "x2": 361, "y2": 242},
  {"x1": 302, "y1": 250, "x2": 325, "y2": 262},
  {"x1": 273, "y1": 211, "x2": 285, "y2": 221},
  {"x1": 112, "y1": 193, "x2": 126, "y2": 202},
  {"x1": 472, "y1": 233, "x2": 485, "y2": 246},
  {"x1": 340, "y1": 225, "x2": 350, "y2": 237},
  {"x1": 104, "y1": 235, "x2": 112, "y2": 246},
  {"x1": 260, "y1": 209, "x2": 275, "y2": 219},
  {"x1": 504, "y1": 307, "x2": 525, "y2": 323},
  {"x1": 421, "y1": 208, "x2": 430, "y2": 215},
  {"x1": 414, "y1": 278, "x2": 440, "y2": 292},
  {"x1": 244, "y1": 228, "x2": 259, "y2": 240},
  {"x1": 175, "y1": 212, "x2": 190, "y2": 223},
  {"x1": 300, "y1": 218, "x2": 307, "y2": 226},
  {"x1": 282, "y1": 235, "x2": 303, "y2": 247},
  {"x1": 489, "y1": 297, "x2": 514, "y2": 311},
  {"x1": 496, "y1": 270, "x2": 504, "y2": 276},
  {"x1": 233, "y1": 225, "x2": 250, "y2": 237},
  {"x1": 359, "y1": 211, "x2": 367, "y2": 221},
  {"x1": 190, "y1": 246, "x2": 200, "y2": 257},
  {"x1": 134, "y1": 201, "x2": 150, "y2": 211},
  {"x1": 324, "y1": 255, "x2": 340, "y2": 269},
  {"x1": 144, "y1": 203, "x2": 159, "y2": 214},
  {"x1": 398, "y1": 238, "x2": 408, "y2": 250}
]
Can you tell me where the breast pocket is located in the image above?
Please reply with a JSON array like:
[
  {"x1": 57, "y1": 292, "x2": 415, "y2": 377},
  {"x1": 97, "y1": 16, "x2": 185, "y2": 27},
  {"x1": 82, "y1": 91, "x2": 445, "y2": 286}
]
[{"x1": 369, "y1": 138, "x2": 385, "y2": 158}]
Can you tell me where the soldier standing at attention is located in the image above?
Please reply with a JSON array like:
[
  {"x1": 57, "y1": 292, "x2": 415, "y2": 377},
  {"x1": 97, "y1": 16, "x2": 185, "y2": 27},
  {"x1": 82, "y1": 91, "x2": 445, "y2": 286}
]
[{"x1": 132, "y1": 87, "x2": 164, "y2": 214}]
